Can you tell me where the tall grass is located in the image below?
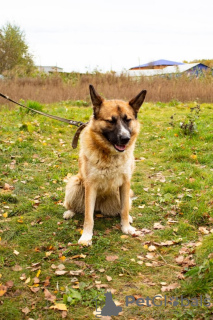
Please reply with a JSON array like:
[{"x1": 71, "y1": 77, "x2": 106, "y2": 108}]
[{"x1": 0, "y1": 72, "x2": 213, "y2": 105}]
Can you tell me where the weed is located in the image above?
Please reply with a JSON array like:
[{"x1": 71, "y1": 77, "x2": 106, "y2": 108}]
[{"x1": 170, "y1": 104, "x2": 201, "y2": 135}]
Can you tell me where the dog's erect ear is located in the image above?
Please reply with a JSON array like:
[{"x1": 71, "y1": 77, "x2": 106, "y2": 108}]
[
  {"x1": 89, "y1": 84, "x2": 103, "y2": 118},
  {"x1": 129, "y1": 90, "x2": 147, "y2": 115}
]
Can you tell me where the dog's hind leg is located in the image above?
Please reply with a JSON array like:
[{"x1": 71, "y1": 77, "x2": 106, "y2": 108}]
[
  {"x1": 63, "y1": 210, "x2": 75, "y2": 220},
  {"x1": 63, "y1": 174, "x2": 85, "y2": 219}
]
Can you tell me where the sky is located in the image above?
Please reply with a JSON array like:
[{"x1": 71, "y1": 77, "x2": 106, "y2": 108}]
[{"x1": 1, "y1": 0, "x2": 213, "y2": 73}]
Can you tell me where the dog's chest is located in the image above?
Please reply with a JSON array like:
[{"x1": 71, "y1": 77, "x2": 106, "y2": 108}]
[{"x1": 88, "y1": 153, "x2": 133, "y2": 191}]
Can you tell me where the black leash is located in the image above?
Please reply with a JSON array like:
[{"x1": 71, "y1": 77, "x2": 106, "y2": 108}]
[{"x1": 0, "y1": 93, "x2": 88, "y2": 148}]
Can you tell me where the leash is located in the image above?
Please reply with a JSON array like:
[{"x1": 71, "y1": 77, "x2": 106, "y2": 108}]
[{"x1": 0, "y1": 93, "x2": 88, "y2": 148}]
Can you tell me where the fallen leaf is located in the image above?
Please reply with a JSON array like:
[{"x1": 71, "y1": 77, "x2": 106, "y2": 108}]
[
  {"x1": 30, "y1": 287, "x2": 40, "y2": 293},
  {"x1": 199, "y1": 227, "x2": 209, "y2": 235},
  {"x1": 106, "y1": 255, "x2": 119, "y2": 262},
  {"x1": 57, "y1": 264, "x2": 66, "y2": 270},
  {"x1": 0, "y1": 285, "x2": 7, "y2": 296},
  {"x1": 148, "y1": 245, "x2": 157, "y2": 252},
  {"x1": 12, "y1": 265, "x2": 22, "y2": 271},
  {"x1": 70, "y1": 254, "x2": 86, "y2": 259},
  {"x1": 25, "y1": 277, "x2": 31, "y2": 284},
  {"x1": 44, "y1": 288, "x2": 56, "y2": 302},
  {"x1": 22, "y1": 307, "x2": 30, "y2": 315},
  {"x1": 5, "y1": 280, "x2": 14, "y2": 288},
  {"x1": 33, "y1": 277, "x2": 40, "y2": 284},
  {"x1": 69, "y1": 270, "x2": 83, "y2": 276},
  {"x1": 154, "y1": 222, "x2": 165, "y2": 230},
  {"x1": 13, "y1": 250, "x2": 19, "y2": 255},
  {"x1": 120, "y1": 235, "x2": 129, "y2": 239},
  {"x1": 50, "y1": 303, "x2": 67, "y2": 311},
  {"x1": 43, "y1": 276, "x2": 51, "y2": 287},
  {"x1": 161, "y1": 283, "x2": 180, "y2": 292},
  {"x1": 55, "y1": 270, "x2": 67, "y2": 276},
  {"x1": 62, "y1": 310, "x2": 68, "y2": 318},
  {"x1": 106, "y1": 275, "x2": 112, "y2": 282},
  {"x1": 175, "y1": 255, "x2": 184, "y2": 265},
  {"x1": 146, "y1": 253, "x2": 156, "y2": 260}
]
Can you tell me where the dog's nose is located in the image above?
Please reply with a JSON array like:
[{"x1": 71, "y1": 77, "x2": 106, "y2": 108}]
[{"x1": 120, "y1": 135, "x2": 130, "y2": 145}]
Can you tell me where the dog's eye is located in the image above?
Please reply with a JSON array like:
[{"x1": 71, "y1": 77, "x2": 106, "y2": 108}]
[
  {"x1": 106, "y1": 117, "x2": 117, "y2": 124},
  {"x1": 123, "y1": 117, "x2": 131, "y2": 123}
]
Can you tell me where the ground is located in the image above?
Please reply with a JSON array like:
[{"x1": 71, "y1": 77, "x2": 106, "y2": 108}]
[{"x1": 0, "y1": 101, "x2": 213, "y2": 320}]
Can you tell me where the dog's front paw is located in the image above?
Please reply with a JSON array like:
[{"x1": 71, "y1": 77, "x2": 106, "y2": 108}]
[
  {"x1": 63, "y1": 210, "x2": 75, "y2": 220},
  {"x1": 129, "y1": 215, "x2": 133, "y2": 224},
  {"x1": 121, "y1": 224, "x2": 136, "y2": 235},
  {"x1": 78, "y1": 232, "x2": 92, "y2": 246}
]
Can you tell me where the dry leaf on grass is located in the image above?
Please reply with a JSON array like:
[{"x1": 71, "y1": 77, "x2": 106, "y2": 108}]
[
  {"x1": 55, "y1": 270, "x2": 67, "y2": 276},
  {"x1": 69, "y1": 270, "x2": 83, "y2": 276},
  {"x1": 106, "y1": 255, "x2": 118, "y2": 262},
  {"x1": 57, "y1": 264, "x2": 66, "y2": 270},
  {"x1": 70, "y1": 254, "x2": 86, "y2": 259},
  {"x1": 153, "y1": 222, "x2": 165, "y2": 230},
  {"x1": 5, "y1": 280, "x2": 14, "y2": 288},
  {"x1": 199, "y1": 226, "x2": 209, "y2": 235},
  {"x1": 22, "y1": 307, "x2": 30, "y2": 315},
  {"x1": 12, "y1": 265, "x2": 22, "y2": 271},
  {"x1": 50, "y1": 303, "x2": 67, "y2": 311},
  {"x1": 44, "y1": 288, "x2": 56, "y2": 302},
  {"x1": 30, "y1": 287, "x2": 40, "y2": 293},
  {"x1": 0, "y1": 285, "x2": 7, "y2": 297},
  {"x1": 161, "y1": 282, "x2": 180, "y2": 292},
  {"x1": 148, "y1": 245, "x2": 157, "y2": 252},
  {"x1": 175, "y1": 255, "x2": 196, "y2": 267}
]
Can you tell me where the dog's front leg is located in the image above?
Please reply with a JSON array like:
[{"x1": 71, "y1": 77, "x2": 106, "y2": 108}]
[
  {"x1": 78, "y1": 183, "x2": 96, "y2": 246},
  {"x1": 120, "y1": 181, "x2": 136, "y2": 235}
]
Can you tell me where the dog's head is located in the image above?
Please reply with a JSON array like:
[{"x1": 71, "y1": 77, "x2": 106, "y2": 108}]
[{"x1": 89, "y1": 85, "x2": 147, "y2": 153}]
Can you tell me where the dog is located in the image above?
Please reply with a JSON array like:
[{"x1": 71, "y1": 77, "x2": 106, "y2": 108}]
[{"x1": 63, "y1": 85, "x2": 147, "y2": 245}]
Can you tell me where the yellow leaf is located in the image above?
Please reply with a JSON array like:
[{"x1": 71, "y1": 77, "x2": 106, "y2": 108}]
[
  {"x1": 25, "y1": 277, "x2": 31, "y2": 284},
  {"x1": 50, "y1": 303, "x2": 67, "y2": 311},
  {"x1": 77, "y1": 229, "x2": 83, "y2": 235},
  {"x1": 3, "y1": 213, "x2": 8, "y2": 218},
  {"x1": 45, "y1": 251, "x2": 52, "y2": 257},
  {"x1": 143, "y1": 244, "x2": 148, "y2": 250},
  {"x1": 36, "y1": 269, "x2": 41, "y2": 278},
  {"x1": 17, "y1": 216, "x2": 24, "y2": 223},
  {"x1": 120, "y1": 235, "x2": 129, "y2": 239},
  {"x1": 190, "y1": 154, "x2": 197, "y2": 160},
  {"x1": 59, "y1": 256, "x2": 66, "y2": 261},
  {"x1": 0, "y1": 285, "x2": 7, "y2": 297}
]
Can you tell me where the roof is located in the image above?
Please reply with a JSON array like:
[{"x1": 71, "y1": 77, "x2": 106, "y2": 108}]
[
  {"x1": 120, "y1": 63, "x2": 210, "y2": 77},
  {"x1": 130, "y1": 59, "x2": 185, "y2": 69}
]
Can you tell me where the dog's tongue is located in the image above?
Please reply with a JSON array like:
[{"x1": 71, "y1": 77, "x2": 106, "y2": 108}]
[{"x1": 115, "y1": 144, "x2": 126, "y2": 151}]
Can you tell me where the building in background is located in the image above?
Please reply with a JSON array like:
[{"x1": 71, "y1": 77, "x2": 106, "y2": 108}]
[
  {"x1": 126, "y1": 61, "x2": 211, "y2": 77},
  {"x1": 130, "y1": 59, "x2": 184, "y2": 70},
  {"x1": 37, "y1": 66, "x2": 63, "y2": 74}
]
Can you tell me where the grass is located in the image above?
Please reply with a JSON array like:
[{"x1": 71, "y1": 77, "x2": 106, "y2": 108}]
[{"x1": 0, "y1": 100, "x2": 213, "y2": 319}]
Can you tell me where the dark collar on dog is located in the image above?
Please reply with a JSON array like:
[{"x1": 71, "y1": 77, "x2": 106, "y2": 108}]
[{"x1": 0, "y1": 92, "x2": 87, "y2": 149}]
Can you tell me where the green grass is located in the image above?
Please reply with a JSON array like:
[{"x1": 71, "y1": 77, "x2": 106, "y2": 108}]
[{"x1": 0, "y1": 101, "x2": 213, "y2": 319}]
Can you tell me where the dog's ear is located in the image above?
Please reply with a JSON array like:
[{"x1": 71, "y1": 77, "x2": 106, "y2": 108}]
[
  {"x1": 89, "y1": 84, "x2": 103, "y2": 118},
  {"x1": 129, "y1": 90, "x2": 147, "y2": 116}
]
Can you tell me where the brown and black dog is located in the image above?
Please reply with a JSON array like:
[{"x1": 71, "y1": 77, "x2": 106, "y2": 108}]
[{"x1": 64, "y1": 85, "x2": 146, "y2": 245}]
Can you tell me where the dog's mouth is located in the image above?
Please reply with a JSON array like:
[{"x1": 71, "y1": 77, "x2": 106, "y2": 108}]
[{"x1": 114, "y1": 144, "x2": 126, "y2": 152}]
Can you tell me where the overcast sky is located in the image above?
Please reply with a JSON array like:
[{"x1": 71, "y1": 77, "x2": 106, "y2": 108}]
[{"x1": 1, "y1": 0, "x2": 212, "y2": 73}]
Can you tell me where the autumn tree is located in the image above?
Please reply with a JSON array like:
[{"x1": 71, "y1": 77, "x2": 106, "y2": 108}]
[{"x1": 0, "y1": 23, "x2": 34, "y2": 75}]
